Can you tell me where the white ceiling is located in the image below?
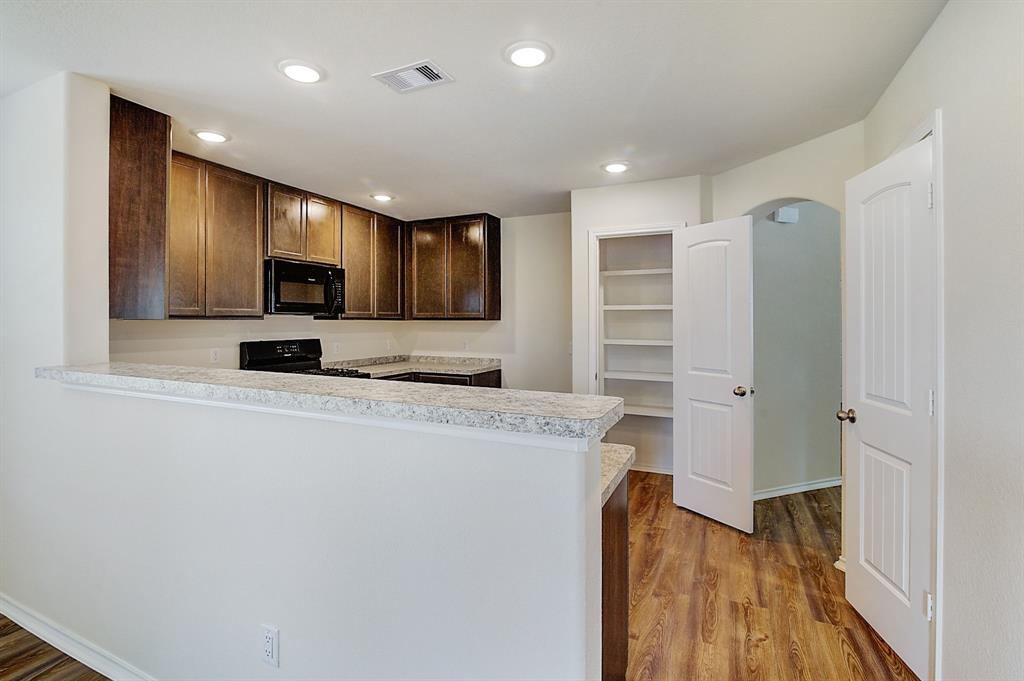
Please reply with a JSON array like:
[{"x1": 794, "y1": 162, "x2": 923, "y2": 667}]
[{"x1": 1, "y1": 1, "x2": 944, "y2": 220}]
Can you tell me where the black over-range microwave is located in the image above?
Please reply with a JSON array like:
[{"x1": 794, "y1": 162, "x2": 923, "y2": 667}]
[{"x1": 265, "y1": 259, "x2": 345, "y2": 317}]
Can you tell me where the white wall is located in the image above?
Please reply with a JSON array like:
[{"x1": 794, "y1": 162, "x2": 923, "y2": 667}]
[
  {"x1": 570, "y1": 176, "x2": 704, "y2": 472},
  {"x1": 863, "y1": 2, "x2": 1024, "y2": 678},
  {"x1": 1, "y1": 72, "x2": 600, "y2": 680},
  {"x1": 753, "y1": 201, "x2": 841, "y2": 495},
  {"x1": 110, "y1": 212, "x2": 572, "y2": 393}
]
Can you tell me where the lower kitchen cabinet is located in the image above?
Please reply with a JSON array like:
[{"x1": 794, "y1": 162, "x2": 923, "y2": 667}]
[
  {"x1": 414, "y1": 372, "x2": 471, "y2": 386},
  {"x1": 383, "y1": 370, "x2": 502, "y2": 387},
  {"x1": 381, "y1": 373, "x2": 415, "y2": 382},
  {"x1": 602, "y1": 474, "x2": 629, "y2": 681},
  {"x1": 168, "y1": 152, "x2": 263, "y2": 317}
]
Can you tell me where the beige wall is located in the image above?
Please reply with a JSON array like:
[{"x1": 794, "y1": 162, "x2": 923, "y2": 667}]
[
  {"x1": 753, "y1": 201, "x2": 841, "y2": 495},
  {"x1": 712, "y1": 121, "x2": 864, "y2": 218},
  {"x1": 110, "y1": 212, "x2": 573, "y2": 393},
  {"x1": 864, "y1": 2, "x2": 1024, "y2": 678}
]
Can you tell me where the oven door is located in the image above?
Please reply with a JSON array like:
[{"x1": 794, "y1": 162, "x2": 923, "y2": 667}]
[{"x1": 265, "y1": 260, "x2": 345, "y2": 316}]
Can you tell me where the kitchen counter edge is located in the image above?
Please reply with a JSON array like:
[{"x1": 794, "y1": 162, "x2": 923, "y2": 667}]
[{"x1": 37, "y1": 363, "x2": 623, "y2": 441}]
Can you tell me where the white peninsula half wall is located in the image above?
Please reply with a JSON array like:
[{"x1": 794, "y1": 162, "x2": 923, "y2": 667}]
[{"x1": 1, "y1": 72, "x2": 615, "y2": 680}]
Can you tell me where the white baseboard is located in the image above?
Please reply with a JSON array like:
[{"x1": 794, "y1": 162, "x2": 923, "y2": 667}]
[
  {"x1": 629, "y1": 462, "x2": 673, "y2": 475},
  {"x1": 753, "y1": 476, "x2": 842, "y2": 501},
  {"x1": 0, "y1": 593, "x2": 155, "y2": 681}
]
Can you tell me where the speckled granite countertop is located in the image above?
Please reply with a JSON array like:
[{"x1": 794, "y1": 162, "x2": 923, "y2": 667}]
[
  {"x1": 37, "y1": 363, "x2": 623, "y2": 440},
  {"x1": 325, "y1": 355, "x2": 501, "y2": 378},
  {"x1": 600, "y1": 443, "x2": 636, "y2": 505}
]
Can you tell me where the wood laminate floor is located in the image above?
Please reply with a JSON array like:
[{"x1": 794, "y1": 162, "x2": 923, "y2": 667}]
[
  {"x1": 627, "y1": 471, "x2": 917, "y2": 681},
  {"x1": 0, "y1": 616, "x2": 106, "y2": 681}
]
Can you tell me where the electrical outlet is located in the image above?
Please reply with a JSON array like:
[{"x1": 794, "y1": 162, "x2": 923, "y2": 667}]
[
  {"x1": 332, "y1": 341, "x2": 341, "y2": 355},
  {"x1": 262, "y1": 625, "x2": 279, "y2": 667},
  {"x1": 209, "y1": 348, "x2": 220, "y2": 364},
  {"x1": 463, "y1": 340, "x2": 470, "y2": 351},
  {"x1": 385, "y1": 340, "x2": 392, "y2": 352}
]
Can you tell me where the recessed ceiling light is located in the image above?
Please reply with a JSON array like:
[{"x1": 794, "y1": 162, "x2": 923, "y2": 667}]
[
  {"x1": 192, "y1": 129, "x2": 229, "y2": 143},
  {"x1": 278, "y1": 59, "x2": 323, "y2": 84},
  {"x1": 603, "y1": 161, "x2": 630, "y2": 174},
  {"x1": 371, "y1": 193, "x2": 394, "y2": 203},
  {"x1": 505, "y1": 41, "x2": 552, "y2": 68}
]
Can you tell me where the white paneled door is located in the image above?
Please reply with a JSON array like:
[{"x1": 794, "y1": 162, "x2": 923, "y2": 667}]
[
  {"x1": 844, "y1": 136, "x2": 935, "y2": 679},
  {"x1": 673, "y1": 216, "x2": 754, "y2": 533}
]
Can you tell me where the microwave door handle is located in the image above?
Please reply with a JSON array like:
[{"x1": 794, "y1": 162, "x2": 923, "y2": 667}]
[{"x1": 324, "y1": 272, "x2": 337, "y2": 315}]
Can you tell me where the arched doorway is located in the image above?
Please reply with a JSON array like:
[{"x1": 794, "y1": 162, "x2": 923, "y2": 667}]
[{"x1": 746, "y1": 199, "x2": 842, "y2": 501}]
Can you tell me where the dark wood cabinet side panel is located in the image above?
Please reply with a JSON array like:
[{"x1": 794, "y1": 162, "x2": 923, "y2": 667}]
[
  {"x1": 373, "y1": 214, "x2": 403, "y2": 318},
  {"x1": 408, "y1": 220, "x2": 447, "y2": 318},
  {"x1": 446, "y1": 216, "x2": 486, "y2": 318},
  {"x1": 341, "y1": 205, "x2": 374, "y2": 318},
  {"x1": 602, "y1": 476, "x2": 629, "y2": 681},
  {"x1": 469, "y1": 369, "x2": 502, "y2": 388},
  {"x1": 167, "y1": 153, "x2": 205, "y2": 316},
  {"x1": 266, "y1": 183, "x2": 305, "y2": 261},
  {"x1": 205, "y1": 166, "x2": 264, "y2": 316},
  {"x1": 108, "y1": 95, "x2": 170, "y2": 319},
  {"x1": 484, "y1": 214, "x2": 501, "y2": 320},
  {"x1": 307, "y1": 194, "x2": 341, "y2": 266}
]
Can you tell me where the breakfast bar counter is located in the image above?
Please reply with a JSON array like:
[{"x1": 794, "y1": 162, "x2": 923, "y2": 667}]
[{"x1": 37, "y1": 362, "x2": 622, "y2": 440}]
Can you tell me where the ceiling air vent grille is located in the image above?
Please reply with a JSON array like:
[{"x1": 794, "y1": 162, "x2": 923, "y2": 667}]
[{"x1": 373, "y1": 60, "x2": 454, "y2": 93}]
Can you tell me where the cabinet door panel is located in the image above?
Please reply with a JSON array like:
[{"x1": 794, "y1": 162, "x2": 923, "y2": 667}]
[
  {"x1": 307, "y1": 195, "x2": 341, "y2": 266},
  {"x1": 168, "y1": 154, "x2": 205, "y2": 316},
  {"x1": 342, "y1": 205, "x2": 374, "y2": 318},
  {"x1": 409, "y1": 220, "x2": 447, "y2": 318},
  {"x1": 206, "y1": 166, "x2": 263, "y2": 316},
  {"x1": 267, "y1": 183, "x2": 305, "y2": 260},
  {"x1": 374, "y1": 214, "x2": 403, "y2": 318},
  {"x1": 415, "y1": 373, "x2": 472, "y2": 386},
  {"x1": 108, "y1": 96, "x2": 170, "y2": 319},
  {"x1": 447, "y1": 216, "x2": 486, "y2": 318}
]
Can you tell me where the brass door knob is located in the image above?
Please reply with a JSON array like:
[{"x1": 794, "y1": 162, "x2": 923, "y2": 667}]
[
  {"x1": 733, "y1": 386, "x2": 748, "y2": 397},
  {"x1": 836, "y1": 408, "x2": 857, "y2": 424}
]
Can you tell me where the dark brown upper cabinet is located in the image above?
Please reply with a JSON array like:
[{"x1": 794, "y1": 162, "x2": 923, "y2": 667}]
[
  {"x1": 266, "y1": 183, "x2": 341, "y2": 267},
  {"x1": 204, "y1": 164, "x2": 264, "y2": 316},
  {"x1": 168, "y1": 152, "x2": 264, "y2": 317},
  {"x1": 109, "y1": 96, "x2": 171, "y2": 319},
  {"x1": 407, "y1": 219, "x2": 448, "y2": 319},
  {"x1": 342, "y1": 206, "x2": 404, "y2": 319},
  {"x1": 306, "y1": 194, "x2": 341, "y2": 266},
  {"x1": 407, "y1": 214, "x2": 500, "y2": 320},
  {"x1": 373, "y1": 214, "x2": 404, "y2": 319},
  {"x1": 168, "y1": 154, "x2": 206, "y2": 316},
  {"x1": 341, "y1": 205, "x2": 374, "y2": 318}
]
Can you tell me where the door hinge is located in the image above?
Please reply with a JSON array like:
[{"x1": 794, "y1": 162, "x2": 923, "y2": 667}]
[
  {"x1": 928, "y1": 388, "x2": 936, "y2": 416},
  {"x1": 927, "y1": 182, "x2": 935, "y2": 209},
  {"x1": 926, "y1": 592, "x2": 935, "y2": 622}
]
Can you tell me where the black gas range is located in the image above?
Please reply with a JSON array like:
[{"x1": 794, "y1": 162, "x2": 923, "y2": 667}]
[{"x1": 239, "y1": 339, "x2": 371, "y2": 378}]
